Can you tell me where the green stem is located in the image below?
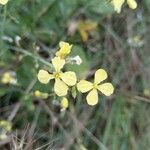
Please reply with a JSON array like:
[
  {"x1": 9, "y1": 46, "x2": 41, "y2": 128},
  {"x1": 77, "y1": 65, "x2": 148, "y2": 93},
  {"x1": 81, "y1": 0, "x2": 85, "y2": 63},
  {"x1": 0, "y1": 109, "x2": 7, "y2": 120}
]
[
  {"x1": 0, "y1": 5, "x2": 7, "y2": 52},
  {"x1": 10, "y1": 46, "x2": 53, "y2": 68}
]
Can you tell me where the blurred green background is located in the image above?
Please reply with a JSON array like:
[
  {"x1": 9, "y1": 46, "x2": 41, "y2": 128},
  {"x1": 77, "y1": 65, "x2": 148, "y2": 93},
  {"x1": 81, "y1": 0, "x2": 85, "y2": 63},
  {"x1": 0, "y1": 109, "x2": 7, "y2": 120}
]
[{"x1": 0, "y1": 0, "x2": 150, "y2": 149}]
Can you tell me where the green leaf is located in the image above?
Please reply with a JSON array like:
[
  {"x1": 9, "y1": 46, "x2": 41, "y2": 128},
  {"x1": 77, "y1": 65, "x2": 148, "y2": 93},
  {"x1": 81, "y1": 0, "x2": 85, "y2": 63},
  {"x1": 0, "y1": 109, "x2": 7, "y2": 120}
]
[
  {"x1": 17, "y1": 56, "x2": 36, "y2": 88},
  {"x1": 66, "y1": 45, "x2": 90, "y2": 78},
  {"x1": 0, "y1": 87, "x2": 7, "y2": 97},
  {"x1": 86, "y1": 0, "x2": 113, "y2": 15}
]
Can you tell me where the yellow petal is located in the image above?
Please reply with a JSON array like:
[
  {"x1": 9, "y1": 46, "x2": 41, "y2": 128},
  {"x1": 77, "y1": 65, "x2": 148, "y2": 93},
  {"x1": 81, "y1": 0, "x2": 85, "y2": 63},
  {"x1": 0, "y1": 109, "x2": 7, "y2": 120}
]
[
  {"x1": 77, "y1": 80, "x2": 93, "y2": 93},
  {"x1": 98, "y1": 83, "x2": 114, "y2": 96},
  {"x1": 78, "y1": 20, "x2": 97, "y2": 31},
  {"x1": 59, "y1": 41, "x2": 72, "y2": 54},
  {"x1": 1, "y1": 72, "x2": 11, "y2": 84},
  {"x1": 56, "y1": 41, "x2": 72, "y2": 58},
  {"x1": 86, "y1": 89, "x2": 98, "y2": 106},
  {"x1": 0, "y1": 0, "x2": 8, "y2": 5},
  {"x1": 61, "y1": 71, "x2": 77, "y2": 86},
  {"x1": 78, "y1": 20, "x2": 97, "y2": 42},
  {"x1": 94, "y1": 69, "x2": 108, "y2": 84},
  {"x1": 127, "y1": 0, "x2": 137, "y2": 9},
  {"x1": 52, "y1": 57, "x2": 65, "y2": 72},
  {"x1": 79, "y1": 30, "x2": 88, "y2": 42},
  {"x1": 54, "y1": 79, "x2": 68, "y2": 96},
  {"x1": 37, "y1": 69, "x2": 53, "y2": 84},
  {"x1": 112, "y1": 0, "x2": 125, "y2": 13},
  {"x1": 61, "y1": 97, "x2": 69, "y2": 109}
]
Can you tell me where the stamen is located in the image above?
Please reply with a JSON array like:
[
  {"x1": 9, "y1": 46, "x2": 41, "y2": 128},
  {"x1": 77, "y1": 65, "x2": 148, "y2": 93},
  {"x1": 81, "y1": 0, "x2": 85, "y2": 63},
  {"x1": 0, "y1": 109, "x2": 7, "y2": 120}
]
[{"x1": 53, "y1": 72, "x2": 61, "y2": 79}]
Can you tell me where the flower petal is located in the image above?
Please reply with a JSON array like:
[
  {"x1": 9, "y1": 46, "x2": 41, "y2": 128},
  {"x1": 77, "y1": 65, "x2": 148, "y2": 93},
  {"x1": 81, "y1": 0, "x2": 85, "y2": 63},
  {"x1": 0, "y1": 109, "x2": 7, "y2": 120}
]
[
  {"x1": 112, "y1": 0, "x2": 125, "y2": 13},
  {"x1": 59, "y1": 41, "x2": 72, "y2": 54},
  {"x1": 127, "y1": 0, "x2": 137, "y2": 9},
  {"x1": 52, "y1": 57, "x2": 65, "y2": 72},
  {"x1": 54, "y1": 79, "x2": 68, "y2": 96},
  {"x1": 56, "y1": 41, "x2": 72, "y2": 58},
  {"x1": 98, "y1": 83, "x2": 114, "y2": 96},
  {"x1": 79, "y1": 30, "x2": 88, "y2": 42},
  {"x1": 77, "y1": 80, "x2": 93, "y2": 93},
  {"x1": 37, "y1": 70, "x2": 53, "y2": 84},
  {"x1": 61, "y1": 97, "x2": 69, "y2": 109},
  {"x1": 78, "y1": 20, "x2": 97, "y2": 42},
  {"x1": 0, "y1": 0, "x2": 8, "y2": 5},
  {"x1": 61, "y1": 71, "x2": 77, "y2": 86},
  {"x1": 86, "y1": 89, "x2": 98, "y2": 106},
  {"x1": 94, "y1": 69, "x2": 108, "y2": 84}
]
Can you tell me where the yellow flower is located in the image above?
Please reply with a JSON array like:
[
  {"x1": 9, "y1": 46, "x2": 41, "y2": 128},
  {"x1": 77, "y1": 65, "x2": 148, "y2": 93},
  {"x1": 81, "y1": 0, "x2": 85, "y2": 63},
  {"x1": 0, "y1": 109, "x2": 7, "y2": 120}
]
[
  {"x1": 0, "y1": 0, "x2": 8, "y2": 5},
  {"x1": 55, "y1": 41, "x2": 72, "y2": 59},
  {"x1": 112, "y1": 0, "x2": 137, "y2": 13},
  {"x1": 77, "y1": 69, "x2": 114, "y2": 106},
  {"x1": 78, "y1": 20, "x2": 97, "y2": 42},
  {"x1": 0, "y1": 120, "x2": 12, "y2": 132},
  {"x1": 127, "y1": 0, "x2": 137, "y2": 9},
  {"x1": 34, "y1": 90, "x2": 49, "y2": 99},
  {"x1": 133, "y1": 35, "x2": 141, "y2": 43},
  {"x1": 60, "y1": 97, "x2": 69, "y2": 109},
  {"x1": 112, "y1": 0, "x2": 125, "y2": 13},
  {"x1": 1, "y1": 72, "x2": 17, "y2": 85},
  {"x1": 37, "y1": 57, "x2": 77, "y2": 96},
  {"x1": 143, "y1": 89, "x2": 150, "y2": 97}
]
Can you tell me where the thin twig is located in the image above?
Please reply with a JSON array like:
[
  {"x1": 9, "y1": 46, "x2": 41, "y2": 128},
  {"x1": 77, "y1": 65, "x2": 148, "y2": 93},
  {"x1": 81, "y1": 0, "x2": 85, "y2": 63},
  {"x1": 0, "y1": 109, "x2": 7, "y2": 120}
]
[
  {"x1": 117, "y1": 89, "x2": 150, "y2": 103},
  {"x1": 69, "y1": 112, "x2": 108, "y2": 150},
  {"x1": 7, "y1": 103, "x2": 21, "y2": 122},
  {"x1": 10, "y1": 46, "x2": 53, "y2": 68},
  {"x1": 39, "y1": 100, "x2": 74, "y2": 147}
]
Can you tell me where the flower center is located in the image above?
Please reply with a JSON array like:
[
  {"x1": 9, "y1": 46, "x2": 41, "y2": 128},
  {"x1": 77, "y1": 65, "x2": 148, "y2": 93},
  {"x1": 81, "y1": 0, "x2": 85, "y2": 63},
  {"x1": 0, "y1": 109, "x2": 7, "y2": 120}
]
[
  {"x1": 53, "y1": 72, "x2": 61, "y2": 79},
  {"x1": 93, "y1": 83, "x2": 98, "y2": 89}
]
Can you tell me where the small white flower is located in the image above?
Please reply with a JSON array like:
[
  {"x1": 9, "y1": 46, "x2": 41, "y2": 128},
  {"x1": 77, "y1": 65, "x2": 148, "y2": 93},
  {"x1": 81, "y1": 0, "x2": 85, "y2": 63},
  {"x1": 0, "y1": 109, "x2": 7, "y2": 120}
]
[
  {"x1": 10, "y1": 78, "x2": 17, "y2": 85},
  {"x1": 70, "y1": 55, "x2": 82, "y2": 65},
  {"x1": 2, "y1": 36, "x2": 13, "y2": 43},
  {"x1": 36, "y1": 46, "x2": 40, "y2": 51},
  {"x1": 8, "y1": 71, "x2": 18, "y2": 85},
  {"x1": 15, "y1": 35, "x2": 21, "y2": 46}
]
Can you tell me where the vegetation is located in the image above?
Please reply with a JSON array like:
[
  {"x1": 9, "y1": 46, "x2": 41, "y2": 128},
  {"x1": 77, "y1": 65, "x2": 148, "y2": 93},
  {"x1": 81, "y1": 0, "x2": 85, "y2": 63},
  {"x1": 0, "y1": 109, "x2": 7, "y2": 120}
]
[{"x1": 0, "y1": 0, "x2": 150, "y2": 149}]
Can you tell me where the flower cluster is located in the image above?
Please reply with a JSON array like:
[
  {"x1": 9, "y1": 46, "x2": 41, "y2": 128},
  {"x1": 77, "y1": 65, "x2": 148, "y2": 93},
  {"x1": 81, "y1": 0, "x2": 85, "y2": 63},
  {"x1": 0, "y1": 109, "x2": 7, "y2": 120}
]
[
  {"x1": 37, "y1": 41, "x2": 114, "y2": 107},
  {"x1": 112, "y1": 0, "x2": 137, "y2": 13},
  {"x1": 1, "y1": 71, "x2": 17, "y2": 85}
]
